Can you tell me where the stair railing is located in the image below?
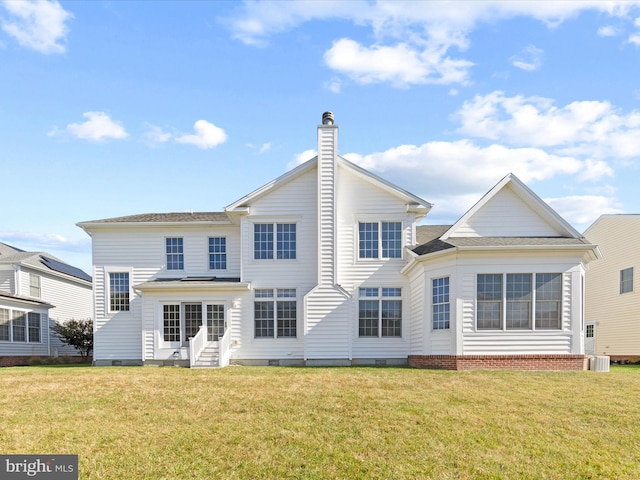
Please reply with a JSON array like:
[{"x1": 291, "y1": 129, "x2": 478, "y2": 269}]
[
  {"x1": 219, "y1": 327, "x2": 232, "y2": 368},
  {"x1": 189, "y1": 325, "x2": 207, "y2": 367}
]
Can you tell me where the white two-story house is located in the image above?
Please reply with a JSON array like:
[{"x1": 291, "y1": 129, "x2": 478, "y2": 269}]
[
  {"x1": 78, "y1": 112, "x2": 599, "y2": 370},
  {"x1": 0, "y1": 242, "x2": 93, "y2": 365}
]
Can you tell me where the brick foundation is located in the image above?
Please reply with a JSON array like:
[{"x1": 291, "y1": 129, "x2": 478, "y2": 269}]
[{"x1": 408, "y1": 354, "x2": 587, "y2": 371}]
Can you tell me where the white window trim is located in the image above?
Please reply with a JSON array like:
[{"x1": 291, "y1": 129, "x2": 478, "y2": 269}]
[
  {"x1": 29, "y1": 273, "x2": 41, "y2": 299},
  {"x1": 475, "y1": 272, "x2": 564, "y2": 332},
  {"x1": 354, "y1": 216, "x2": 406, "y2": 262},
  {"x1": 252, "y1": 288, "x2": 299, "y2": 339},
  {"x1": 356, "y1": 286, "x2": 404, "y2": 339},
  {"x1": 250, "y1": 219, "x2": 300, "y2": 262},
  {"x1": 158, "y1": 300, "x2": 229, "y2": 349},
  {"x1": 104, "y1": 267, "x2": 133, "y2": 315},
  {"x1": 0, "y1": 307, "x2": 42, "y2": 344},
  {"x1": 431, "y1": 276, "x2": 451, "y2": 331},
  {"x1": 208, "y1": 236, "x2": 228, "y2": 272},
  {"x1": 164, "y1": 237, "x2": 185, "y2": 272}
]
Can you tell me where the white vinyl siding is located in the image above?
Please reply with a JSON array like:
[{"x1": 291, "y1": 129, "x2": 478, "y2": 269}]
[{"x1": 454, "y1": 185, "x2": 563, "y2": 237}]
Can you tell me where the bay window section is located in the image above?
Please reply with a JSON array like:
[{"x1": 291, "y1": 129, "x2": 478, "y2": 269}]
[
  {"x1": 0, "y1": 308, "x2": 9, "y2": 341},
  {"x1": 535, "y1": 273, "x2": 562, "y2": 329},
  {"x1": 476, "y1": 273, "x2": 563, "y2": 331},
  {"x1": 12, "y1": 311, "x2": 26, "y2": 342},
  {"x1": 28, "y1": 313, "x2": 41, "y2": 343},
  {"x1": 432, "y1": 277, "x2": 450, "y2": 330}
]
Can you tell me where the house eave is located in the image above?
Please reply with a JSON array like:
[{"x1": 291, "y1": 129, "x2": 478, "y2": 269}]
[{"x1": 134, "y1": 280, "x2": 251, "y2": 292}]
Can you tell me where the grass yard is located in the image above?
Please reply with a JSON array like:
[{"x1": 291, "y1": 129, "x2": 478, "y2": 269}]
[{"x1": 1, "y1": 365, "x2": 639, "y2": 480}]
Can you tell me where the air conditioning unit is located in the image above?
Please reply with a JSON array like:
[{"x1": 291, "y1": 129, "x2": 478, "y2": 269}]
[{"x1": 589, "y1": 355, "x2": 610, "y2": 372}]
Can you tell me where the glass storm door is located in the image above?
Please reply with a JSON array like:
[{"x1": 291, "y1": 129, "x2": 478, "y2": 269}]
[{"x1": 207, "y1": 304, "x2": 225, "y2": 341}]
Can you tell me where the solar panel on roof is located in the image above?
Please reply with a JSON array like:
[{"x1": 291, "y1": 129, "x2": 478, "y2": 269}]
[{"x1": 40, "y1": 256, "x2": 92, "y2": 282}]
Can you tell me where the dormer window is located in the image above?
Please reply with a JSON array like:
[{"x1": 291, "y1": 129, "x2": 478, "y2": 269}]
[{"x1": 358, "y1": 221, "x2": 402, "y2": 259}]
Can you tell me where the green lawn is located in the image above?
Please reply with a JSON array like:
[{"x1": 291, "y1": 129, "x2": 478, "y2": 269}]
[{"x1": 1, "y1": 365, "x2": 639, "y2": 479}]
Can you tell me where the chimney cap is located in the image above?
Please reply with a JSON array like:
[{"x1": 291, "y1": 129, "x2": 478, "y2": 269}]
[{"x1": 322, "y1": 111, "x2": 334, "y2": 125}]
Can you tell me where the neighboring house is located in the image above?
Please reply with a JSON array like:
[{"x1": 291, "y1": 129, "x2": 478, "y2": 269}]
[
  {"x1": 584, "y1": 215, "x2": 640, "y2": 362},
  {"x1": 77, "y1": 112, "x2": 599, "y2": 370},
  {"x1": 0, "y1": 242, "x2": 93, "y2": 365}
]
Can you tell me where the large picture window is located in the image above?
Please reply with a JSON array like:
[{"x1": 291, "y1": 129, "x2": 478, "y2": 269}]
[
  {"x1": 358, "y1": 287, "x2": 402, "y2": 337},
  {"x1": 254, "y1": 288, "x2": 297, "y2": 338},
  {"x1": 358, "y1": 221, "x2": 402, "y2": 259},
  {"x1": 477, "y1": 273, "x2": 562, "y2": 330}
]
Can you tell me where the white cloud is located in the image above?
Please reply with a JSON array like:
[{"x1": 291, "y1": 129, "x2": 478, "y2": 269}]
[
  {"x1": 324, "y1": 38, "x2": 473, "y2": 87},
  {"x1": 597, "y1": 25, "x2": 619, "y2": 37},
  {"x1": 545, "y1": 194, "x2": 624, "y2": 229},
  {"x1": 324, "y1": 77, "x2": 342, "y2": 94},
  {"x1": 453, "y1": 91, "x2": 640, "y2": 160},
  {"x1": 143, "y1": 124, "x2": 172, "y2": 144},
  {"x1": 629, "y1": 33, "x2": 640, "y2": 45},
  {"x1": 344, "y1": 140, "x2": 609, "y2": 198},
  {"x1": 1, "y1": 0, "x2": 72, "y2": 54},
  {"x1": 0, "y1": 230, "x2": 90, "y2": 251},
  {"x1": 510, "y1": 45, "x2": 543, "y2": 71},
  {"x1": 175, "y1": 120, "x2": 227, "y2": 149},
  {"x1": 287, "y1": 149, "x2": 316, "y2": 169},
  {"x1": 224, "y1": 1, "x2": 640, "y2": 87},
  {"x1": 259, "y1": 142, "x2": 271, "y2": 154},
  {"x1": 63, "y1": 112, "x2": 128, "y2": 142}
]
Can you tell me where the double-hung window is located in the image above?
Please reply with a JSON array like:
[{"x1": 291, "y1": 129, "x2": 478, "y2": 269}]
[
  {"x1": 254, "y1": 289, "x2": 297, "y2": 338},
  {"x1": 254, "y1": 223, "x2": 296, "y2": 260},
  {"x1": 166, "y1": 237, "x2": 184, "y2": 270},
  {"x1": 209, "y1": 237, "x2": 227, "y2": 270},
  {"x1": 477, "y1": 273, "x2": 562, "y2": 330},
  {"x1": 0, "y1": 308, "x2": 40, "y2": 343},
  {"x1": 109, "y1": 272, "x2": 130, "y2": 312},
  {"x1": 0, "y1": 308, "x2": 10, "y2": 341},
  {"x1": 432, "y1": 277, "x2": 450, "y2": 330},
  {"x1": 358, "y1": 287, "x2": 402, "y2": 337},
  {"x1": 29, "y1": 274, "x2": 41, "y2": 298},
  {"x1": 358, "y1": 221, "x2": 402, "y2": 259},
  {"x1": 620, "y1": 267, "x2": 634, "y2": 294}
]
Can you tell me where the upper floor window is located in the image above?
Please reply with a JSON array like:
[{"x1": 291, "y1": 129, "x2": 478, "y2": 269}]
[
  {"x1": 166, "y1": 237, "x2": 184, "y2": 270},
  {"x1": 254, "y1": 288, "x2": 297, "y2": 338},
  {"x1": 109, "y1": 272, "x2": 130, "y2": 312},
  {"x1": 209, "y1": 237, "x2": 227, "y2": 270},
  {"x1": 358, "y1": 221, "x2": 402, "y2": 259},
  {"x1": 432, "y1": 277, "x2": 450, "y2": 330},
  {"x1": 358, "y1": 287, "x2": 402, "y2": 337},
  {"x1": 254, "y1": 223, "x2": 296, "y2": 260},
  {"x1": 29, "y1": 273, "x2": 41, "y2": 298},
  {"x1": 620, "y1": 267, "x2": 633, "y2": 294},
  {"x1": 477, "y1": 273, "x2": 562, "y2": 331}
]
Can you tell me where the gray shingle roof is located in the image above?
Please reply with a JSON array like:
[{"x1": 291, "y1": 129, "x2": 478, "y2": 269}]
[
  {"x1": 413, "y1": 225, "x2": 590, "y2": 256},
  {"x1": 0, "y1": 242, "x2": 91, "y2": 282},
  {"x1": 80, "y1": 212, "x2": 229, "y2": 224},
  {"x1": 0, "y1": 290, "x2": 53, "y2": 308}
]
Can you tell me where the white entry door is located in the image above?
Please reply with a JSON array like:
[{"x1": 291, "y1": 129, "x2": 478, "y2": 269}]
[
  {"x1": 585, "y1": 323, "x2": 595, "y2": 354},
  {"x1": 207, "y1": 304, "x2": 225, "y2": 341}
]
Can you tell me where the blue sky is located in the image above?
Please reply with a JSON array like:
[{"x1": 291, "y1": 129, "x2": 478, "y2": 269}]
[{"x1": 2, "y1": 0, "x2": 640, "y2": 275}]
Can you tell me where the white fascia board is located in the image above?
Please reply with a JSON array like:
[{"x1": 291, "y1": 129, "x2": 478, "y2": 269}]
[
  {"x1": 442, "y1": 173, "x2": 582, "y2": 241},
  {"x1": 225, "y1": 157, "x2": 317, "y2": 212},
  {"x1": 338, "y1": 157, "x2": 432, "y2": 210}
]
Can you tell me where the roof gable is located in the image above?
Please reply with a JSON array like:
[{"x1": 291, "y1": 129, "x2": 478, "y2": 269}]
[
  {"x1": 224, "y1": 156, "x2": 431, "y2": 217},
  {"x1": 442, "y1": 174, "x2": 581, "y2": 240}
]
